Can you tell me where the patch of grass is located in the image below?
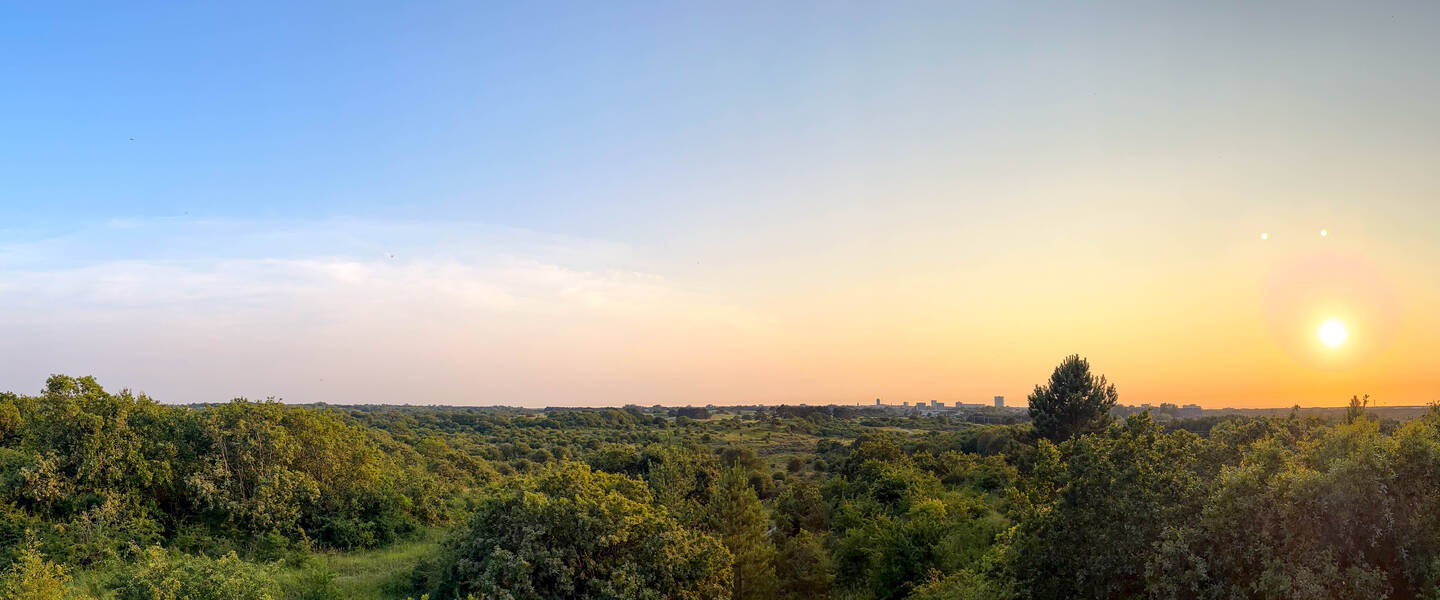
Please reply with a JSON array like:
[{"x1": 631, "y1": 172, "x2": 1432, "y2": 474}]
[
  {"x1": 67, "y1": 566, "x2": 117, "y2": 599},
  {"x1": 69, "y1": 528, "x2": 451, "y2": 600},
  {"x1": 281, "y1": 527, "x2": 450, "y2": 599}
]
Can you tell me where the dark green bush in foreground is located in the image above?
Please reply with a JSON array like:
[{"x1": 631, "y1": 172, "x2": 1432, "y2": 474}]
[{"x1": 413, "y1": 462, "x2": 732, "y2": 600}]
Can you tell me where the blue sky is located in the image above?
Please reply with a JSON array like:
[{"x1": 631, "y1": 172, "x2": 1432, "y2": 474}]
[{"x1": 4, "y1": 2, "x2": 1440, "y2": 406}]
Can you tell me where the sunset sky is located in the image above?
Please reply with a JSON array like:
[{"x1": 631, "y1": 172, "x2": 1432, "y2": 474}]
[{"x1": 3, "y1": 2, "x2": 1439, "y2": 407}]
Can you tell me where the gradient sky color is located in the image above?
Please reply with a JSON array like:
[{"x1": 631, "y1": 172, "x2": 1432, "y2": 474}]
[{"x1": 4, "y1": 2, "x2": 1439, "y2": 407}]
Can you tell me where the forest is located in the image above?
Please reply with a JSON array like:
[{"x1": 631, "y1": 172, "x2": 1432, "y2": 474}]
[{"x1": 2, "y1": 356, "x2": 1439, "y2": 599}]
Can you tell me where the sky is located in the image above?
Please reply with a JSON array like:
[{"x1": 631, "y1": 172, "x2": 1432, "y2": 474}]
[{"x1": 3, "y1": 1, "x2": 1439, "y2": 408}]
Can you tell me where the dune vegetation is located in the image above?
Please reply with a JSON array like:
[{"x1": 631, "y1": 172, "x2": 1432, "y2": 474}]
[{"x1": 2, "y1": 360, "x2": 1438, "y2": 599}]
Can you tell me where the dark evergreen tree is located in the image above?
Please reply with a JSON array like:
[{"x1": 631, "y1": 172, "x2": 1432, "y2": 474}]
[
  {"x1": 1027, "y1": 355, "x2": 1118, "y2": 442},
  {"x1": 775, "y1": 530, "x2": 831, "y2": 600},
  {"x1": 710, "y1": 465, "x2": 777, "y2": 600}
]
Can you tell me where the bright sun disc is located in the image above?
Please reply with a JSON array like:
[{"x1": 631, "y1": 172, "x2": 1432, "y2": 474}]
[{"x1": 1318, "y1": 320, "x2": 1348, "y2": 347}]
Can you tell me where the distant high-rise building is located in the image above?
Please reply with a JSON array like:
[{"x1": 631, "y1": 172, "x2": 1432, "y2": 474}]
[
  {"x1": 875, "y1": 398, "x2": 881, "y2": 406},
  {"x1": 902, "y1": 401, "x2": 909, "y2": 407},
  {"x1": 930, "y1": 399, "x2": 939, "y2": 408},
  {"x1": 994, "y1": 396, "x2": 1004, "y2": 408}
]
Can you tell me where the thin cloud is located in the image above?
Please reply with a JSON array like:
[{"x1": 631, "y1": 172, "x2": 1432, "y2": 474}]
[{"x1": 0, "y1": 217, "x2": 769, "y2": 405}]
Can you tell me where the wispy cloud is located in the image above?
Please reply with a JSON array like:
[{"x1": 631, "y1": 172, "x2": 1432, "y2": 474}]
[
  {"x1": 0, "y1": 217, "x2": 767, "y2": 405},
  {"x1": 0, "y1": 217, "x2": 697, "y2": 314},
  {"x1": 0, "y1": 256, "x2": 699, "y2": 321}
]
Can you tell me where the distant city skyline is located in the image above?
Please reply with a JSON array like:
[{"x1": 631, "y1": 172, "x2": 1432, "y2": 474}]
[{"x1": 4, "y1": 2, "x2": 1440, "y2": 407}]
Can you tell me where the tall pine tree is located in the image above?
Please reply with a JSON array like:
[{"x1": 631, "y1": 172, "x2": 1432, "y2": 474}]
[
  {"x1": 710, "y1": 465, "x2": 778, "y2": 600},
  {"x1": 1027, "y1": 355, "x2": 1118, "y2": 443}
]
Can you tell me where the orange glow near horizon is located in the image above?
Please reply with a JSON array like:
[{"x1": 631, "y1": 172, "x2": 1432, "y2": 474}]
[
  {"x1": 4, "y1": 218, "x2": 1437, "y2": 410},
  {"x1": 706, "y1": 224, "x2": 1437, "y2": 411}
]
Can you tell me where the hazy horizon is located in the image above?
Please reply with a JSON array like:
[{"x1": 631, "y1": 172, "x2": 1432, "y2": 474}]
[{"x1": 5, "y1": 2, "x2": 1440, "y2": 408}]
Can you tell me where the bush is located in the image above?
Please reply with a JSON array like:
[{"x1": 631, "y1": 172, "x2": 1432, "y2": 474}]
[
  {"x1": 906, "y1": 570, "x2": 1013, "y2": 600},
  {"x1": 415, "y1": 462, "x2": 732, "y2": 600},
  {"x1": 0, "y1": 376, "x2": 449, "y2": 555},
  {"x1": 0, "y1": 539, "x2": 94, "y2": 600},
  {"x1": 285, "y1": 562, "x2": 342, "y2": 600},
  {"x1": 112, "y1": 547, "x2": 277, "y2": 600}
]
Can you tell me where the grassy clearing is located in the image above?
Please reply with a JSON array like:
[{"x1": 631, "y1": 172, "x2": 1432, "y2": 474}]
[
  {"x1": 285, "y1": 527, "x2": 450, "y2": 598},
  {"x1": 68, "y1": 527, "x2": 451, "y2": 600}
]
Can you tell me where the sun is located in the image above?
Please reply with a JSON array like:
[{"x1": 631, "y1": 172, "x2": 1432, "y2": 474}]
[{"x1": 1318, "y1": 320, "x2": 1348, "y2": 348}]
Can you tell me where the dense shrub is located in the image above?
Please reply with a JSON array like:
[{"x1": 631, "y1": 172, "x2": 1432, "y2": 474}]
[
  {"x1": 414, "y1": 462, "x2": 732, "y2": 600},
  {"x1": 0, "y1": 540, "x2": 94, "y2": 600},
  {"x1": 112, "y1": 547, "x2": 276, "y2": 600},
  {"x1": 0, "y1": 376, "x2": 450, "y2": 558}
]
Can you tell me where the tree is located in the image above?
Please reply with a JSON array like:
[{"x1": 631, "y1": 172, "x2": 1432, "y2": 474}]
[
  {"x1": 0, "y1": 538, "x2": 93, "y2": 600},
  {"x1": 773, "y1": 481, "x2": 826, "y2": 538},
  {"x1": 1, "y1": 375, "x2": 449, "y2": 558},
  {"x1": 644, "y1": 443, "x2": 718, "y2": 529},
  {"x1": 1345, "y1": 393, "x2": 1370, "y2": 424},
  {"x1": 1027, "y1": 355, "x2": 1118, "y2": 442},
  {"x1": 717, "y1": 446, "x2": 775, "y2": 498},
  {"x1": 420, "y1": 462, "x2": 731, "y2": 600},
  {"x1": 1000, "y1": 414, "x2": 1205, "y2": 599},
  {"x1": 1146, "y1": 414, "x2": 1440, "y2": 598},
  {"x1": 905, "y1": 570, "x2": 1013, "y2": 600},
  {"x1": 710, "y1": 465, "x2": 777, "y2": 600},
  {"x1": 775, "y1": 530, "x2": 831, "y2": 600},
  {"x1": 0, "y1": 397, "x2": 18, "y2": 444}
]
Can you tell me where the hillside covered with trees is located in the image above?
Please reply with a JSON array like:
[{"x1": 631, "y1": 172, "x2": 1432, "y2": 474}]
[{"x1": 2, "y1": 357, "x2": 1438, "y2": 599}]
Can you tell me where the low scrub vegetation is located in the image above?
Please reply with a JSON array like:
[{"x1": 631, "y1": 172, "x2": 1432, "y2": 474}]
[{"x1": 1, "y1": 360, "x2": 1437, "y2": 599}]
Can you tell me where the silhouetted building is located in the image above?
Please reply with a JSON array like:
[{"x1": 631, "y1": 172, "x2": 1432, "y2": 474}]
[
  {"x1": 994, "y1": 396, "x2": 1005, "y2": 408},
  {"x1": 875, "y1": 398, "x2": 881, "y2": 406}
]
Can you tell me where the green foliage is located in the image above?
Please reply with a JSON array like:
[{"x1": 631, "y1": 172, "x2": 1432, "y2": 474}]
[
  {"x1": 112, "y1": 547, "x2": 277, "y2": 600},
  {"x1": 905, "y1": 570, "x2": 1013, "y2": 600},
  {"x1": 0, "y1": 399, "x2": 20, "y2": 445},
  {"x1": 832, "y1": 493, "x2": 1006, "y2": 600},
  {"x1": 1001, "y1": 414, "x2": 1205, "y2": 598},
  {"x1": 587, "y1": 442, "x2": 644, "y2": 475},
  {"x1": 1146, "y1": 415, "x2": 1440, "y2": 598},
  {"x1": 0, "y1": 376, "x2": 450, "y2": 560},
  {"x1": 775, "y1": 530, "x2": 830, "y2": 600},
  {"x1": 1026, "y1": 355, "x2": 1118, "y2": 442},
  {"x1": 773, "y1": 480, "x2": 826, "y2": 537},
  {"x1": 285, "y1": 561, "x2": 342, "y2": 600},
  {"x1": 1345, "y1": 393, "x2": 1370, "y2": 424},
  {"x1": 825, "y1": 434, "x2": 1010, "y2": 600},
  {"x1": 717, "y1": 446, "x2": 776, "y2": 498},
  {"x1": 710, "y1": 465, "x2": 777, "y2": 600},
  {"x1": 0, "y1": 539, "x2": 93, "y2": 600},
  {"x1": 7, "y1": 374, "x2": 1440, "y2": 600},
  {"x1": 418, "y1": 462, "x2": 732, "y2": 600},
  {"x1": 182, "y1": 398, "x2": 445, "y2": 549},
  {"x1": 645, "y1": 443, "x2": 719, "y2": 529}
]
